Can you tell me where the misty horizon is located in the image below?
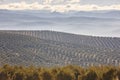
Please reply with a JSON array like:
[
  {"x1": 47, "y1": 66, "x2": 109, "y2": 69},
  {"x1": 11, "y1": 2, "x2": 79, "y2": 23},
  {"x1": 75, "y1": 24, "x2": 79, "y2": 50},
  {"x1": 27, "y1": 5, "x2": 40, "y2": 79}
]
[{"x1": 0, "y1": 9, "x2": 120, "y2": 37}]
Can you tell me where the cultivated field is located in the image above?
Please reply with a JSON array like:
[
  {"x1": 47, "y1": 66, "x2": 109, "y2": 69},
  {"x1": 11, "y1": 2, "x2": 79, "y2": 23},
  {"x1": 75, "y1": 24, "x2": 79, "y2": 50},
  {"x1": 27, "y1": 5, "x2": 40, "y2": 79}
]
[{"x1": 0, "y1": 30, "x2": 120, "y2": 67}]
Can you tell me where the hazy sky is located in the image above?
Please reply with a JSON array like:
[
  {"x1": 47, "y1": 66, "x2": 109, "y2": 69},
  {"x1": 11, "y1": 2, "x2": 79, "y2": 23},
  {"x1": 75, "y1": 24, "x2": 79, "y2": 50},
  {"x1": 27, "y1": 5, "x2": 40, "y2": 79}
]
[
  {"x1": 0, "y1": 0, "x2": 120, "y2": 12},
  {"x1": 0, "y1": 0, "x2": 120, "y2": 5},
  {"x1": 0, "y1": 0, "x2": 120, "y2": 37},
  {"x1": 80, "y1": 0, "x2": 120, "y2": 5}
]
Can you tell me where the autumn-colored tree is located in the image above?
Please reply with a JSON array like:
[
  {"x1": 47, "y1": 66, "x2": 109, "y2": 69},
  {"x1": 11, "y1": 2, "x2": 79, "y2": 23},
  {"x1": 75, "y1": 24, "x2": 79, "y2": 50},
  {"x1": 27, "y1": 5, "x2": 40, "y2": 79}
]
[
  {"x1": 40, "y1": 70, "x2": 53, "y2": 80},
  {"x1": 0, "y1": 64, "x2": 120, "y2": 80},
  {"x1": 81, "y1": 70, "x2": 98, "y2": 80},
  {"x1": 103, "y1": 68, "x2": 118, "y2": 80},
  {"x1": 55, "y1": 70, "x2": 75, "y2": 80}
]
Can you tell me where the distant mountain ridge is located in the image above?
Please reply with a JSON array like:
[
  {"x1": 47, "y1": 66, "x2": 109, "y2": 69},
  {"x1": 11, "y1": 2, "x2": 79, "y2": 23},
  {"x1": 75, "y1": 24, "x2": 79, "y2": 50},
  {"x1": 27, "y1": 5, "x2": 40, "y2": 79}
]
[
  {"x1": 0, "y1": 10, "x2": 120, "y2": 37},
  {"x1": 0, "y1": 9, "x2": 120, "y2": 18},
  {"x1": 0, "y1": 30, "x2": 120, "y2": 67}
]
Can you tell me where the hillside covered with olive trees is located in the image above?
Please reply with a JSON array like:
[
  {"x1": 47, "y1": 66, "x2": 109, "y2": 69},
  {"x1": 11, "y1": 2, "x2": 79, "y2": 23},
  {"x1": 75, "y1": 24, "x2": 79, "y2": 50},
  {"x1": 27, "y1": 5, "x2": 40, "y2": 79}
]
[{"x1": 0, "y1": 30, "x2": 120, "y2": 67}]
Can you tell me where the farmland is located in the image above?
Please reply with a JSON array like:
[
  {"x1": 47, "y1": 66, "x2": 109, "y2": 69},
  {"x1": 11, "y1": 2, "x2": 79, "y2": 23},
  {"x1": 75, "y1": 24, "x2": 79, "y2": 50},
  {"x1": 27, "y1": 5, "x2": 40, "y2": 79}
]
[{"x1": 0, "y1": 30, "x2": 120, "y2": 67}]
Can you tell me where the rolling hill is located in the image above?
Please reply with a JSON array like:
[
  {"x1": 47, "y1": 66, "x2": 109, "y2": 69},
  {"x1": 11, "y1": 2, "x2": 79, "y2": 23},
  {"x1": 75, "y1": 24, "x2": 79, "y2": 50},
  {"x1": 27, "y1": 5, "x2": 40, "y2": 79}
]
[{"x1": 0, "y1": 30, "x2": 120, "y2": 67}]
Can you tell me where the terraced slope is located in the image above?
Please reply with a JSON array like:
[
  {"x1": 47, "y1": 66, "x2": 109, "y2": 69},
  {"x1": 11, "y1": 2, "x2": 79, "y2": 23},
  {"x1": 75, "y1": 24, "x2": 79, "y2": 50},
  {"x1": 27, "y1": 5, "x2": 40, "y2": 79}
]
[{"x1": 0, "y1": 31, "x2": 120, "y2": 67}]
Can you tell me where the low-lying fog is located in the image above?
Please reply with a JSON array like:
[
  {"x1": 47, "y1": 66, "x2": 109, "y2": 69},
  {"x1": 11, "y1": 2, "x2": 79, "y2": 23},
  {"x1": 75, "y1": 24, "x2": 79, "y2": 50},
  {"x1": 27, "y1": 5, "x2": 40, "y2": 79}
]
[{"x1": 0, "y1": 10, "x2": 120, "y2": 37}]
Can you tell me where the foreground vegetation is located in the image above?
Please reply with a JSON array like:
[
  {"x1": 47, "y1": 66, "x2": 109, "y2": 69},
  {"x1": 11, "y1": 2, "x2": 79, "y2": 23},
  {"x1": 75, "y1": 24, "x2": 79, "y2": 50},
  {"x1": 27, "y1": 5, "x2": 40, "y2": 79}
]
[{"x1": 0, "y1": 65, "x2": 120, "y2": 80}]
